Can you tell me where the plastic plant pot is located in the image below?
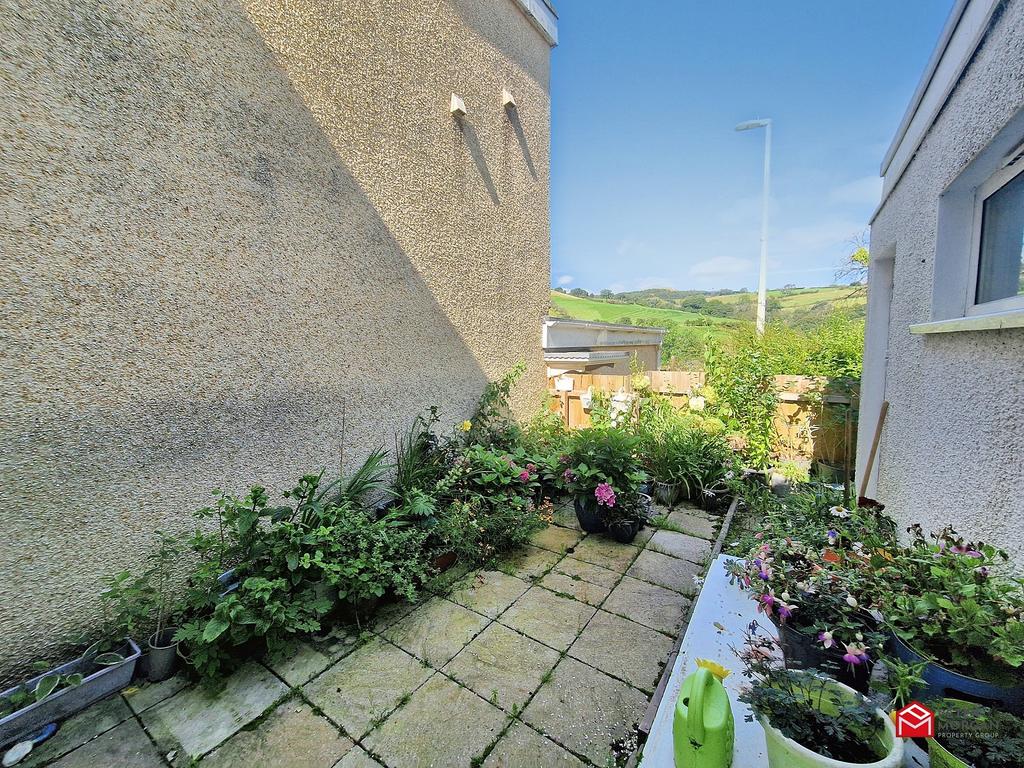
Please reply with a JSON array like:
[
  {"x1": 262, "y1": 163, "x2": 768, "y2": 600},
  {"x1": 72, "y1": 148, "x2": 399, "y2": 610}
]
[
  {"x1": 607, "y1": 518, "x2": 641, "y2": 544},
  {"x1": 757, "y1": 677, "x2": 903, "y2": 768},
  {"x1": 778, "y1": 621, "x2": 873, "y2": 694},
  {"x1": 573, "y1": 495, "x2": 606, "y2": 533},
  {"x1": 146, "y1": 628, "x2": 179, "y2": 683},
  {"x1": 0, "y1": 639, "x2": 140, "y2": 748},
  {"x1": 887, "y1": 632, "x2": 1024, "y2": 713}
]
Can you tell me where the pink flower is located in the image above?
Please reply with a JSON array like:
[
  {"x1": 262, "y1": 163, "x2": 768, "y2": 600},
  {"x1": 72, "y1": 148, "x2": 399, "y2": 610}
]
[
  {"x1": 526, "y1": 463, "x2": 537, "y2": 472},
  {"x1": 818, "y1": 630, "x2": 834, "y2": 649},
  {"x1": 563, "y1": 468, "x2": 576, "y2": 483},
  {"x1": 595, "y1": 483, "x2": 616, "y2": 507},
  {"x1": 519, "y1": 470, "x2": 531, "y2": 482},
  {"x1": 757, "y1": 591, "x2": 776, "y2": 616},
  {"x1": 842, "y1": 642, "x2": 870, "y2": 667}
]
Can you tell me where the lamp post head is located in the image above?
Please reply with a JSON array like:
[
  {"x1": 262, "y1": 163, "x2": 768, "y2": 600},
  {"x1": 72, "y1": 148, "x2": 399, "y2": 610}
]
[{"x1": 735, "y1": 118, "x2": 772, "y2": 132}]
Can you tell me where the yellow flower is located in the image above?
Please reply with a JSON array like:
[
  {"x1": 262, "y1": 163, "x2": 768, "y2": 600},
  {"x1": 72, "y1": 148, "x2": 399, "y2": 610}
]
[
  {"x1": 461, "y1": 420, "x2": 472, "y2": 432},
  {"x1": 695, "y1": 658, "x2": 731, "y2": 681}
]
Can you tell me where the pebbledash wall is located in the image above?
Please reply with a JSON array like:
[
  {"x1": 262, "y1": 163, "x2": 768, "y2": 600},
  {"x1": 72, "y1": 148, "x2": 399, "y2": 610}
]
[
  {"x1": 0, "y1": 0, "x2": 555, "y2": 680},
  {"x1": 859, "y1": 0, "x2": 1024, "y2": 567}
]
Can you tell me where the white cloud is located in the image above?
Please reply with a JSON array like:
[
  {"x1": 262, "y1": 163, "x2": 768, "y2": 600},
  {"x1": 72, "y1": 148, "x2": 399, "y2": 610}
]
[
  {"x1": 556, "y1": 274, "x2": 574, "y2": 286},
  {"x1": 689, "y1": 256, "x2": 755, "y2": 278},
  {"x1": 829, "y1": 176, "x2": 883, "y2": 206}
]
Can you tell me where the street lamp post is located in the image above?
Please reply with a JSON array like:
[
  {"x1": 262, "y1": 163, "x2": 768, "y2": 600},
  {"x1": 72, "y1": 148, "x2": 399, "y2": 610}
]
[{"x1": 735, "y1": 118, "x2": 772, "y2": 334}]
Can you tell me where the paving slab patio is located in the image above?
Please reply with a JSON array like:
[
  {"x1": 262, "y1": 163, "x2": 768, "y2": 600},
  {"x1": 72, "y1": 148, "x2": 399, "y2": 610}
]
[
  {"x1": 362, "y1": 673, "x2": 506, "y2": 768},
  {"x1": 568, "y1": 536, "x2": 641, "y2": 572},
  {"x1": 23, "y1": 498, "x2": 730, "y2": 768},
  {"x1": 140, "y1": 661, "x2": 289, "y2": 761},
  {"x1": 481, "y1": 722, "x2": 588, "y2": 768},
  {"x1": 48, "y1": 718, "x2": 164, "y2": 768},
  {"x1": 568, "y1": 610, "x2": 675, "y2": 693},
  {"x1": 445, "y1": 570, "x2": 531, "y2": 618},
  {"x1": 530, "y1": 524, "x2": 585, "y2": 554},
  {"x1": 496, "y1": 544, "x2": 563, "y2": 579},
  {"x1": 499, "y1": 586, "x2": 597, "y2": 652},
  {"x1": 443, "y1": 622, "x2": 560, "y2": 712},
  {"x1": 23, "y1": 695, "x2": 132, "y2": 767},
  {"x1": 666, "y1": 507, "x2": 719, "y2": 540},
  {"x1": 382, "y1": 597, "x2": 490, "y2": 667},
  {"x1": 538, "y1": 569, "x2": 611, "y2": 606},
  {"x1": 521, "y1": 657, "x2": 648, "y2": 766},
  {"x1": 303, "y1": 637, "x2": 433, "y2": 739},
  {"x1": 198, "y1": 700, "x2": 352, "y2": 768},
  {"x1": 602, "y1": 575, "x2": 692, "y2": 635},
  {"x1": 627, "y1": 548, "x2": 703, "y2": 595},
  {"x1": 647, "y1": 529, "x2": 713, "y2": 564}
]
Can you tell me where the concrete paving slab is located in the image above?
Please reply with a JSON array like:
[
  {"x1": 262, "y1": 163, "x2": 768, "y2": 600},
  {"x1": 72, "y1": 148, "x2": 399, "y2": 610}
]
[
  {"x1": 382, "y1": 597, "x2": 490, "y2": 667},
  {"x1": 568, "y1": 536, "x2": 640, "y2": 572},
  {"x1": 538, "y1": 570, "x2": 610, "y2": 606},
  {"x1": 445, "y1": 570, "x2": 530, "y2": 618},
  {"x1": 140, "y1": 662, "x2": 288, "y2": 760},
  {"x1": 362, "y1": 674, "x2": 506, "y2": 768},
  {"x1": 47, "y1": 718, "x2": 164, "y2": 768},
  {"x1": 23, "y1": 694, "x2": 132, "y2": 767},
  {"x1": 499, "y1": 587, "x2": 596, "y2": 652},
  {"x1": 647, "y1": 530, "x2": 712, "y2": 564},
  {"x1": 496, "y1": 545, "x2": 562, "y2": 580},
  {"x1": 199, "y1": 700, "x2": 352, "y2": 768},
  {"x1": 521, "y1": 657, "x2": 647, "y2": 766},
  {"x1": 530, "y1": 525, "x2": 584, "y2": 554},
  {"x1": 481, "y1": 722, "x2": 588, "y2": 768},
  {"x1": 443, "y1": 622, "x2": 559, "y2": 713},
  {"x1": 553, "y1": 557, "x2": 621, "y2": 589},
  {"x1": 627, "y1": 549, "x2": 702, "y2": 595},
  {"x1": 568, "y1": 610, "x2": 674, "y2": 693},
  {"x1": 602, "y1": 576, "x2": 692, "y2": 635},
  {"x1": 302, "y1": 638, "x2": 432, "y2": 740}
]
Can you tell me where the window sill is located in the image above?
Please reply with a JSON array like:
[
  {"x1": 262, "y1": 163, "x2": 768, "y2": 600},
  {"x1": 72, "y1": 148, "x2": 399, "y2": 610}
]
[{"x1": 909, "y1": 308, "x2": 1024, "y2": 334}]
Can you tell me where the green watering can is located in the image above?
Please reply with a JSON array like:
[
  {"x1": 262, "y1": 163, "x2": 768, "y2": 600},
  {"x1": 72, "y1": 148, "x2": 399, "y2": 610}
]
[{"x1": 673, "y1": 662, "x2": 734, "y2": 768}]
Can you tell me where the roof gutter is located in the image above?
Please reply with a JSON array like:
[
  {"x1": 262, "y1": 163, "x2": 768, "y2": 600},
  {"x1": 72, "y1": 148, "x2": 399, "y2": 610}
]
[
  {"x1": 873, "y1": 0, "x2": 1003, "y2": 220},
  {"x1": 510, "y1": 0, "x2": 558, "y2": 46}
]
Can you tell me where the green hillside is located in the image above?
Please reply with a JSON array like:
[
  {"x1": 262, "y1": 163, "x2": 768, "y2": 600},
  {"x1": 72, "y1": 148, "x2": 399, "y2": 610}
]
[
  {"x1": 549, "y1": 292, "x2": 741, "y2": 341},
  {"x1": 710, "y1": 285, "x2": 864, "y2": 311}
]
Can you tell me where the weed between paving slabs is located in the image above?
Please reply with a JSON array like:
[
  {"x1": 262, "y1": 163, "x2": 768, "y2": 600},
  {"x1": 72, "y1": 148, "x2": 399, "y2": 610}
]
[{"x1": 23, "y1": 502, "x2": 720, "y2": 768}]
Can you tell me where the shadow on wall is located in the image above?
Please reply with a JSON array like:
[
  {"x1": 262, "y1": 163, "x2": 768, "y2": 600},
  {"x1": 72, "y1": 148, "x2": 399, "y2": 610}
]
[
  {"x1": 457, "y1": 117, "x2": 501, "y2": 205},
  {"x1": 1, "y1": 0, "x2": 499, "y2": 682},
  {"x1": 506, "y1": 104, "x2": 538, "y2": 181}
]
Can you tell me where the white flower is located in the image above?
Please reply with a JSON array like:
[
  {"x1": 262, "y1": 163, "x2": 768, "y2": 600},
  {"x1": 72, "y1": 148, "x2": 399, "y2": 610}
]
[
  {"x1": 829, "y1": 506, "x2": 851, "y2": 518},
  {"x1": 781, "y1": 591, "x2": 790, "y2": 602},
  {"x1": 846, "y1": 594, "x2": 859, "y2": 608},
  {"x1": 852, "y1": 541, "x2": 864, "y2": 554},
  {"x1": 724, "y1": 471, "x2": 735, "y2": 480},
  {"x1": 688, "y1": 396, "x2": 706, "y2": 412}
]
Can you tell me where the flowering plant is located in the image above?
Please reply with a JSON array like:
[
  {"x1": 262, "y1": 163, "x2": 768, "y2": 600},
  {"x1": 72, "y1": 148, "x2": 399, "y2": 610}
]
[
  {"x1": 736, "y1": 623, "x2": 890, "y2": 763},
  {"x1": 563, "y1": 428, "x2": 647, "y2": 511},
  {"x1": 869, "y1": 525, "x2": 1024, "y2": 678}
]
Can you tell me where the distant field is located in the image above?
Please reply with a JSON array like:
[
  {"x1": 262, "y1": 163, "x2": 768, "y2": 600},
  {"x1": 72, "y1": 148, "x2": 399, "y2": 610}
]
[
  {"x1": 549, "y1": 292, "x2": 740, "y2": 340},
  {"x1": 710, "y1": 285, "x2": 864, "y2": 312}
]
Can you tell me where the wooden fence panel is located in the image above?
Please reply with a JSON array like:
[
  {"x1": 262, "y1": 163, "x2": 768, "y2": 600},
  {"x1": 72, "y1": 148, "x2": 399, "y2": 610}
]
[{"x1": 547, "y1": 371, "x2": 857, "y2": 464}]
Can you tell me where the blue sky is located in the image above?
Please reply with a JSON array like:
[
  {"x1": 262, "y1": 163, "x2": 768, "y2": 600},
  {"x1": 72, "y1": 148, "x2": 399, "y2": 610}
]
[{"x1": 549, "y1": 1, "x2": 953, "y2": 293}]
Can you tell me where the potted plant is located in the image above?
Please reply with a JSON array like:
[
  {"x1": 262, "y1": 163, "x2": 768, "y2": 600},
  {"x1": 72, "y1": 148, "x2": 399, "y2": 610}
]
[
  {"x1": 726, "y1": 537, "x2": 884, "y2": 694},
  {"x1": 604, "y1": 490, "x2": 652, "y2": 544},
  {"x1": 925, "y1": 699, "x2": 1024, "y2": 768},
  {"x1": 0, "y1": 639, "x2": 139, "y2": 747},
  {"x1": 739, "y1": 627, "x2": 902, "y2": 768},
  {"x1": 563, "y1": 428, "x2": 647, "y2": 534},
  {"x1": 870, "y1": 526, "x2": 1024, "y2": 711},
  {"x1": 102, "y1": 532, "x2": 183, "y2": 682}
]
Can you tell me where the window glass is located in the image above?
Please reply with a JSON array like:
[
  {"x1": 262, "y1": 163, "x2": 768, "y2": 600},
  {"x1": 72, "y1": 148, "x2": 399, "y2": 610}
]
[{"x1": 976, "y1": 169, "x2": 1024, "y2": 305}]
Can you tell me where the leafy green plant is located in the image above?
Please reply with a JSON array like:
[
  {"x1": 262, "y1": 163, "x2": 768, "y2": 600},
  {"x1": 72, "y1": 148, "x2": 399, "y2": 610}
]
[
  {"x1": 928, "y1": 700, "x2": 1024, "y2": 768},
  {"x1": 871, "y1": 526, "x2": 1024, "y2": 679},
  {"x1": 102, "y1": 531, "x2": 182, "y2": 642},
  {"x1": 0, "y1": 641, "x2": 126, "y2": 718},
  {"x1": 739, "y1": 626, "x2": 888, "y2": 763},
  {"x1": 466, "y1": 363, "x2": 526, "y2": 450}
]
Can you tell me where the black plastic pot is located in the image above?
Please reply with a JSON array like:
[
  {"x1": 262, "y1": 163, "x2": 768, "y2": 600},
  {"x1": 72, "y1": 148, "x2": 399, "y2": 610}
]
[
  {"x1": 146, "y1": 628, "x2": 179, "y2": 683},
  {"x1": 778, "y1": 621, "x2": 873, "y2": 694},
  {"x1": 607, "y1": 518, "x2": 641, "y2": 544},
  {"x1": 573, "y1": 495, "x2": 606, "y2": 533}
]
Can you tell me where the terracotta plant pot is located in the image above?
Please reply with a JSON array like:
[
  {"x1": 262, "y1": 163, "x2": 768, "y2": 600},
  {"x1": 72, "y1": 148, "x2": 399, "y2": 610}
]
[{"x1": 431, "y1": 551, "x2": 457, "y2": 573}]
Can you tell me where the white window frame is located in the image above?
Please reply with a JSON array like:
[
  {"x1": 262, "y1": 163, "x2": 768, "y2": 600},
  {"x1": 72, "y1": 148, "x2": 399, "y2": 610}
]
[{"x1": 965, "y1": 157, "x2": 1024, "y2": 316}]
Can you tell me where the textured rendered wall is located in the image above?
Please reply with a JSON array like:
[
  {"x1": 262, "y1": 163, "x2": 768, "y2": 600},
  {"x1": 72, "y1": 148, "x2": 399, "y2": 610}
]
[
  {"x1": 0, "y1": 0, "x2": 551, "y2": 679},
  {"x1": 865, "y1": 1, "x2": 1024, "y2": 566}
]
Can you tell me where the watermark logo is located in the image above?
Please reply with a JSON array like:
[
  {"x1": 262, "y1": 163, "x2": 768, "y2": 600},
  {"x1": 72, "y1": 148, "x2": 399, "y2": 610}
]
[{"x1": 895, "y1": 701, "x2": 934, "y2": 738}]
